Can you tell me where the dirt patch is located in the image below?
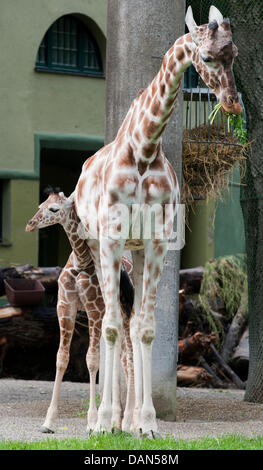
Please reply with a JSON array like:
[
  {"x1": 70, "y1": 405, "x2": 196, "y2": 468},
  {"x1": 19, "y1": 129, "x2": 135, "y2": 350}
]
[{"x1": 0, "y1": 379, "x2": 263, "y2": 441}]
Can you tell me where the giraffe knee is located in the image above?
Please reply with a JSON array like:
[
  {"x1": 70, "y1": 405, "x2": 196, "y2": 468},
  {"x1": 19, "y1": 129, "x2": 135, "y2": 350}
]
[
  {"x1": 140, "y1": 328, "x2": 155, "y2": 345},
  {"x1": 56, "y1": 350, "x2": 69, "y2": 371},
  {"x1": 86, "y1": 350, "x2": 100, "y2": 374},
  {"x1": 105, "y1": 326, "x2": 118, "y2": 344}
]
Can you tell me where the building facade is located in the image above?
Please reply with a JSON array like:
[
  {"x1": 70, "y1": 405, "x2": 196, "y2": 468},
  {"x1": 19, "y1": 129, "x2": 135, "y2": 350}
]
[
  {"x1": 0, "y1": 0, "x2": 106, "y2": 267},
  {"x1": 0, "y1": 0, "x2": 245, "y2": 270}
]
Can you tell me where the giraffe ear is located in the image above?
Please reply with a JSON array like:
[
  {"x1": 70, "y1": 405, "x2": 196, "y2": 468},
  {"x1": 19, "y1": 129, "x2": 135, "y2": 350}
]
[
  {"x1": 209, "y1": 6, "x2": 224, "y2": 25},
  {"x1": 185, "y1": 6, "x2": 199, "y2": 45}
]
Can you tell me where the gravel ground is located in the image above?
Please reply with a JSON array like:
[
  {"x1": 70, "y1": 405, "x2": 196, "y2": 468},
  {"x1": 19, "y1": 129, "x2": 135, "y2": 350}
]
[{"x1": 0, "y1": 379, "x2": 263, "y2": 442}]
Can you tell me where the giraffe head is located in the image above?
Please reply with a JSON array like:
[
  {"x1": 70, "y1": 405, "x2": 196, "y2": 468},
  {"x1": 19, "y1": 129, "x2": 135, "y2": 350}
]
[
  {"x1": 26, "y1": 191, "x2": 74, "y2": 232},
  {"x1": 185, "y1": 5, "x2": 242, "y2": 114}
]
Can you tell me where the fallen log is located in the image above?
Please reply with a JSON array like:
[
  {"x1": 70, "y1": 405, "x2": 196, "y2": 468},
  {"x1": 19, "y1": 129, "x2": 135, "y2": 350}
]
[
  {"x1": 0, "y1": 306, "x2": 23, "y2": 319},
  {"x1": 177, "y1": 365, "x2": 214, "y2": 387},
  {"x1": 210, "y1": 343, "x2": 246, "y2": 390},
  {"x1": 231, "y1": 327, "x2": 249, "y2": 381},
  {"x1": 179, "y1": 267, "x2": 204, "y2": 294},
  {"x1": 198, "y1": 356, "x2": 227, "y2": 389},
  {"x1": 0, "y1": 306, "x2": 90, "y2": 381},
  {"x1": 178, "y1": 331, "x2": 216, "y2": 362},
  {"x1": 222, "y1": 291, "x2": 248, "y2": 363}
]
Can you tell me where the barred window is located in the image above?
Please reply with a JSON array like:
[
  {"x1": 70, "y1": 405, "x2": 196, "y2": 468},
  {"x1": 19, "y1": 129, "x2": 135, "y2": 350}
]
[{"x1": 35, "y1": 15, "x2": 103, "y2": 77}]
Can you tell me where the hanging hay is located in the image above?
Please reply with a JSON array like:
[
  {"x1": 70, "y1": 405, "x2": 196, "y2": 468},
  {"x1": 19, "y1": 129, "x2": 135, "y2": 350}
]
[{"x1": 181, "y1": 124, "x2": 247, "y2": 205}]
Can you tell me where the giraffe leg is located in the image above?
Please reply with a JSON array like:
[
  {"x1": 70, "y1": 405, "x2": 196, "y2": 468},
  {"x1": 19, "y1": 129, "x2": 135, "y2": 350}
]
[
  {"x1": 111, "y1": 329, "x2": 123, "y2": 430},
  {"x1": 139, "y1": 239, "x2": 168, "y2": 437},
  {"x1": 129, "y1": 249, "x2": 144, "y2": 434},
  {"x1": 121, "y1": 311, "x2": 135, "y2": 432},
  {"x1": 77, "y1": 272, "x2": 104, "y2": 433},
  {"x1": 94, "y1": 238, "x2": 125, "y2": 433},
  {"x1": 41, "y1": 298, "x2": 77, "y2": 433},
  {"x1": 86, "y1": 341, "x2": 100, "y2": 432}
]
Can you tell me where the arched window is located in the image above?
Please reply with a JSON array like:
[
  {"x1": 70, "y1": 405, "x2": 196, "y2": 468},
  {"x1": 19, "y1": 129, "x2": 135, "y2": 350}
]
[{"x1": 35, "y1": 15, "x2": 103, "y2": 77}]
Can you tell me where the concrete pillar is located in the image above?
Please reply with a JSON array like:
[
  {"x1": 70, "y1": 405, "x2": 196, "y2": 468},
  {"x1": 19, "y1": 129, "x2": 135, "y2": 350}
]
[{"x1": 101, "y1": 0, "x2": 185, "y2": 420}]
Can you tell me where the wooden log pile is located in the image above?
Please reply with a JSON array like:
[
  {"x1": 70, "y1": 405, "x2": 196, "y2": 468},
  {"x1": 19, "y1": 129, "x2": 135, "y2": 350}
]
[
  {"x1": 0, "y1": 257, "x2": 249, "y2": 388},
  {"x1": 178, "y1": 260, "x2": 249, "y2": 389},
  {"x1": 0, "y1": 265, "x2": 90, "y2": 381}
]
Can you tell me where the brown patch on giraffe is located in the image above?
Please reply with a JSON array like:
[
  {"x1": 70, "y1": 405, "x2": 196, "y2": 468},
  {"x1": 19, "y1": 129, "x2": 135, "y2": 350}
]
[
  {"x1": 87, "y1": 286, "x2": 97, "y2": 301},
  {"x1": 168, "y1": 55, "x2": 176, "y2": 74},
  {"x1": 60, "y1": 317, "x2": 74, "y2": 332},
  {"x1": 142, "y1": 115, "x2": 159, "y2": 140},
  {"x1": 139, "y1": 110, "x2": 145, "y2": 122},
  {"x1": 109, "y1": 190, "x2": 120, "y2": 205},
  {"x1": 160, "y1": 83, "x2": 166, "y2": 98},
  {"x1": 127, "y1": 144, "x2": 135, "y2": 165},
  {"x1": 151, "y1": 77, "x2": 158, "y2": 96},
  {"x1": 209, "y1": 79, "x2": 217, "y2": 89},
  {"x1": 142, "y1": 142, "x2": 157, "y2": 159},
  {"x1": 114, "y1": 259, "x2": 120, "y2": 272},
  {"x1": 203, "y1": 70, "x2": 209, "y2": 83},
  {"x1": 148, "y1": 158, "x2": 162, "y2": 172},
  {"x1": 145, "y1": 94, "x2": 152, "y2": 108},
  {"x1": 176, "y1": 47, "x2": 185, "y2": 62},
  {"x1": 150, "y1": 95, "x2": 162, "y2": 117},
  {"x1": 156, "y1": 244, "x2": 164, "y2": 257},
  {"x1": 154, "y1": 265, "x2": 161, "y2": 280},
  {"x1": 138, "y1": 160, "x2": 148, "y2": 176},
  {"x1": 165, "y1": 71, "x2": 172, "y2": 88},
  {"x1": 185, "y1": 44, "x2": 191, "y2": 57}
]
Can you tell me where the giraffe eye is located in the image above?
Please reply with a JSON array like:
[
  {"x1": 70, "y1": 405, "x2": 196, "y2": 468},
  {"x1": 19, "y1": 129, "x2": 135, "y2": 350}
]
[
  {"x1": 49, "y1": 207, "x2": 60, "y2": 213},
  {"x1": 201, "y1": 56, "x2": 214, "y2": 63}
]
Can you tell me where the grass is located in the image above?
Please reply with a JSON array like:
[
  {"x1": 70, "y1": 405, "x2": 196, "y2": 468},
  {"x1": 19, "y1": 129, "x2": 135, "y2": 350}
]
[
  {"x1": 0, "y1": 433, "x2": 263, "y2": 450},
  {"x1": 208, "y1": 102, "x2": 247, "y2": 145}
]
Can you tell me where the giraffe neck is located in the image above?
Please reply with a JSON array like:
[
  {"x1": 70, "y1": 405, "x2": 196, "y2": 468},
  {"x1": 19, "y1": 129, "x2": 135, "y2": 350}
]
[
  {"x1": 62, "y1": 207, "x2": 92, "y2": 268},
  {"x1": 119, "y1": 33, "x2": 193, "y2": 165}
]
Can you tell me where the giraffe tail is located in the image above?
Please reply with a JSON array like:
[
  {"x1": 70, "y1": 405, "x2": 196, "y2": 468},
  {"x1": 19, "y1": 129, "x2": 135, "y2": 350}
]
[{"x1": 120, "y1": 269, "x2": 134, "y2": 317}]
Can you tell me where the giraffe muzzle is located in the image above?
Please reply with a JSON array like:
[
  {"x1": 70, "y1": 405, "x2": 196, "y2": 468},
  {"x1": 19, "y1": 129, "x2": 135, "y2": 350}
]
[
  {"x1": 221, "y1": 95, "x2": 242, "y2": 115},
  {"x1": 25, "y1": 220, "x2": 37, "y2": 232}
]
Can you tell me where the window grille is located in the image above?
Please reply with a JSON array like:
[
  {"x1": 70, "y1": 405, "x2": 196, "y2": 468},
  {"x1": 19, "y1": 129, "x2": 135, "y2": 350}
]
[{"x1": 35, "y1": 15, "x2": 103, "y2": 77}]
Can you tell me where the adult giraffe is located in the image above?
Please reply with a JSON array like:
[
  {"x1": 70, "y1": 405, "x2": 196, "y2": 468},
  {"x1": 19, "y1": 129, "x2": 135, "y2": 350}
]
[{"x1": 74, "y1": 5, "x2": 242, "y2": 436}]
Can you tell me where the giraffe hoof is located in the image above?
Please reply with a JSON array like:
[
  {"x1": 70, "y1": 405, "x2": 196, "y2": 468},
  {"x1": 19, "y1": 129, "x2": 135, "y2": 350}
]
[
  {"x1": 111, "y1": 427, "x2": 122, "y2": 435},
  {"x1": 40, "y1": 426, "x2": 55, "y2": 434},
  {"x1": 143, "y1": 430, "x2": 162, "y2": 440},
  {"x1": 133, "y1": 429, "x2": 143, "y2": 440}
]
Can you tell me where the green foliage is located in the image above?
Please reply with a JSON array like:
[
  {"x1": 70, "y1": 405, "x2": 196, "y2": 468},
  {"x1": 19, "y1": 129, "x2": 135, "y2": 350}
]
[
  {"x1": 199, "y1": 254, "x2": 248, "y2": 348},
  {"x1": 225, "y1": 112, "x2": 247, "y2": 145},
  {"x1": 208, "y1": 103, "x2": 247, "y2": 145}
]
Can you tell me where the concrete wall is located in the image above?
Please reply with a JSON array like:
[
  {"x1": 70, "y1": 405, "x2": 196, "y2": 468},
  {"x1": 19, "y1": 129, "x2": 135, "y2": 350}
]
[
  {"x1": 104, "y1": 0, "x2": 185, "y2": 419},
  {"x1": 0, "y1": 0, "x2": 106, "y2": 266}
]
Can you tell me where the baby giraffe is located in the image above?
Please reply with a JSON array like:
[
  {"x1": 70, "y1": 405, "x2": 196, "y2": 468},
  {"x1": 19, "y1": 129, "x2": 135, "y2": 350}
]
[{"x1": 26, "y1": 191, "x2": 134, "y2": 434}]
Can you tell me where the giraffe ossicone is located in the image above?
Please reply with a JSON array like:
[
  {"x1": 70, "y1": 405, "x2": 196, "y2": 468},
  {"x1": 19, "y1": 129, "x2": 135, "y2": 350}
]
[
  {"x1": 26, "y1": 191, "x2": 135, "y2": 433},
  {"x1": 72, "y1": 4, "x2": 241, "y2": 437}
]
